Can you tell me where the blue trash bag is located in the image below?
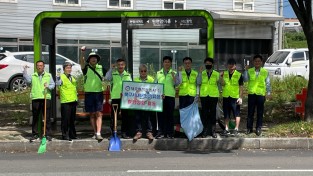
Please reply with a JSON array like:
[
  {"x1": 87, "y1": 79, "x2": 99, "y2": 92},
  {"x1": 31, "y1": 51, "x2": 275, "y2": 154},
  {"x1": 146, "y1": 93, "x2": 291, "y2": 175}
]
[{"x1": 179, "y1": 102, "x2": 203, "y2": 141}]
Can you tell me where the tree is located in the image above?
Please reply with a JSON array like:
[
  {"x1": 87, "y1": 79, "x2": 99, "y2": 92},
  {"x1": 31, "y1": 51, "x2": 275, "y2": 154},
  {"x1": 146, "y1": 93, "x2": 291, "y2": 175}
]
[{"x1": 289, "y1": 0, "x2": 313, "y2": 121}]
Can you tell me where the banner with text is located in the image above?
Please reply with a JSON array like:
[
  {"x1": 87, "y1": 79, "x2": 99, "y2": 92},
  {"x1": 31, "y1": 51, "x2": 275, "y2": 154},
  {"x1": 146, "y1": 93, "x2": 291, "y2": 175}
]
[{"x1": 121, "y1": 81, "x2": 163, "y2": 112}]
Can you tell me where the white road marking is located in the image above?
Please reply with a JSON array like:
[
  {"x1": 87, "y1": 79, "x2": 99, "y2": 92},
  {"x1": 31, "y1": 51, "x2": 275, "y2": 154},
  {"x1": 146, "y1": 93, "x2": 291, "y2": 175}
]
[{"x1": 127, "y1": 170, "x2": 313, "y2": 173}]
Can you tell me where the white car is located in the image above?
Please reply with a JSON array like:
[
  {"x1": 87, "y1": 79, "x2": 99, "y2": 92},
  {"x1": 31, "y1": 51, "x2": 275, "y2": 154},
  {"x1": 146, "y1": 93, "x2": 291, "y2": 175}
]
[
  {"x1": 264, "y1": 48, "x2": 309, "y2": 79},
  {"x1": 0, "y1": 51, "x2": 82, "y2": 91}
]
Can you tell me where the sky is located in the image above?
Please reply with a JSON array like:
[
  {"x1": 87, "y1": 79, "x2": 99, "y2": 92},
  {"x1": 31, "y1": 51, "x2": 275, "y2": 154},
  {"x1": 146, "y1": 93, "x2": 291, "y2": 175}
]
[{"x1": 283, "y1": 0, "x2": 296, "y2": 18}]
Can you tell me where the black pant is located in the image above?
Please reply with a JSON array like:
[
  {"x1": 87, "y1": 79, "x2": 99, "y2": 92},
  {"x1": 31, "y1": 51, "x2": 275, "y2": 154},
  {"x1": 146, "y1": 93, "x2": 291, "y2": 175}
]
[
  {"x1": 111, "y1": 99, "x2": 131, "y2": 135},
  {"x1": 200, "y1": 96, "x2": 218, "y2": 134},
  {"x1": 135, "y1": 110, "x2": 152, "y2": 133},
  {"x1": 179, "y1": 95, "x2": 194, "y2": 109},
  {"x1": 32, "y1": 99, "x2": 51, "y2": 136},
  {"x1": 157, "y1": 96, "x2": 175, "y2": 136},
  {"x1": 223, "y1": 97, "x2": 238, "y2": 119},
  {"x1": 61, "y1": 101, "x2": 77, "y2": 138},
  {"x1": 247, "y1": 94, "x2": 265, "y2": 130}
]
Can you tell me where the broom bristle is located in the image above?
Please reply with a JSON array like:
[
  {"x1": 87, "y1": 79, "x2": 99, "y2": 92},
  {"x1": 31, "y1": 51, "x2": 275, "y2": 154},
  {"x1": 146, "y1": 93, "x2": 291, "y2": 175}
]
[{"x1": 38, "y1": 137, "x2": 47, "y2": 154}]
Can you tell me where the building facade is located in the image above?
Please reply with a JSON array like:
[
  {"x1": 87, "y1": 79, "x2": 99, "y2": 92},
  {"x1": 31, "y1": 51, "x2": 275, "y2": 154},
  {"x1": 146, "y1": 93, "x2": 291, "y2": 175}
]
[{"x1": 0, "y1": 0, "x2": 283, "y2": 74}]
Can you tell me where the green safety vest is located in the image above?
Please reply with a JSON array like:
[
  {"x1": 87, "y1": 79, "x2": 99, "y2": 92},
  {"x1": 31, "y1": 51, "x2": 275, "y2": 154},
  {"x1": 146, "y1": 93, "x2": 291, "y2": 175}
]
[
  {"x1": 222, "y1": 70, "x2": 241, "y2": 98},
  {"x1": 59, "y1": 74, "x2": 77, "y2": 103},
  {"x1": 200, "y1": 70, "x2": 220, "y2": 97},
  {"x1": 179, "y1": 70, "x2": 198, "y2": 96},
  {"x1": 31, "y1": 72, "x2": 52, "y2": 100},
  {"x1": 83, "y1": 64, "x2": 103, "y2": 92},
  {"x1": 247, "y1": 67, "x2": 268, "y2": 96},
  {"x1": 111, "y1": 70, "x2": 132, "y2": 99},
  {"x1": 134, "y1": 75, "x2": 154, "y2": 83},
  {"x1": 157, "y1": 68, "x2": 176, "y2": 97}
]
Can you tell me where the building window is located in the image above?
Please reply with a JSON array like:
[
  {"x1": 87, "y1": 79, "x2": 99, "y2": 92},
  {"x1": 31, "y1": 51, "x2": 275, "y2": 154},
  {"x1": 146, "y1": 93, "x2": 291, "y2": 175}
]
[
  {"x1": 163, "y1": 0, "x2": 186, "y2": 10},
  {"x1": 0, "y1": 0, "x2": 17, "y2": 3},
  {"x1": 53, "y1": 0, "x2": 80, "y2": 6},
  {"x1": 233, "y1": 0, "x2": 254, "y2": 11},
  {"x1": 107, "y1": 0, "x2": 133, "y2": 9}
]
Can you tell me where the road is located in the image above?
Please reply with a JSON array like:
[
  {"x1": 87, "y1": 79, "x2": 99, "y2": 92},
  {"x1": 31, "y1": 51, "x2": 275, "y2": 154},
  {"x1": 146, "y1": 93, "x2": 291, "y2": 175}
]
[{"x1": 1, "y1": 149, "x2": 313, "y2": 176}]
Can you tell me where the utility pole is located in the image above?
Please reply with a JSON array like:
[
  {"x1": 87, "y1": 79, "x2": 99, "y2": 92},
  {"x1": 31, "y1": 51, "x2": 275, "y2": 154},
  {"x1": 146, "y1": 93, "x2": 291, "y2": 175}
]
[{"x1": 278, "y1": 0, "x2": 284, "y2": 49}]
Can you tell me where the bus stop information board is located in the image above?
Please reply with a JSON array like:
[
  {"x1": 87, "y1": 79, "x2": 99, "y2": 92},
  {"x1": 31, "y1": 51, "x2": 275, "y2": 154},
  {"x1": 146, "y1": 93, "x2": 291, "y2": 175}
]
[{"x1": 126, "y1": 17, "x2": 207, "y2": 29}]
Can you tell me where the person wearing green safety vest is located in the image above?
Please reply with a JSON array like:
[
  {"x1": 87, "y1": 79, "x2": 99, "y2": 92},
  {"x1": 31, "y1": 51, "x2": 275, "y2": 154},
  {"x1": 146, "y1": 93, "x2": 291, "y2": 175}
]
[
  {"x1": 133, "y1": 64, "x2": 154, "y2": 141},
  {"x1": 176, "y1": 57, "x2": 199, "y2": 138},
  {"x1": 105, "y1": 58, "x2": 132, "y2": 139},
  {"x1": 155, "y1": 56, "x2": 179, "y2": 139},
  {"x1": 197, "y1": 57, "x2": 220, "y2": 138},
  {"x1": 23, "y1": 60, "x2": 55, "y2": 142},
  {"x1": 80, "y1": 48, "x2": 106, "y2": 141},
  {"x1": 220, "y1": 58, "x2": 244, "y2": 137},
  {"x1": 243, "y1": 54, "x2": 271, "y2": 136},
  {"x1": 56, "y1": 62, "x2": 78, "y2": 141}
]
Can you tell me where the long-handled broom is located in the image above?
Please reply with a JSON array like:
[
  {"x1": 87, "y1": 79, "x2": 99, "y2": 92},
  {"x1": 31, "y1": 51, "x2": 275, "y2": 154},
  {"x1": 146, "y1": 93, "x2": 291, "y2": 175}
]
[{"x1": 38, "y1": 89, "x2": 47, "y2": 154}]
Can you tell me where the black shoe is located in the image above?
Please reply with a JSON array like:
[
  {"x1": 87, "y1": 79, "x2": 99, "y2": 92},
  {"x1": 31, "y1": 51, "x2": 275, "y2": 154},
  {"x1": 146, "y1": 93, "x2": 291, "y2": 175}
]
[
  {"x1": 121, "y1": 133, "x2": 130, "y2": 139},
  {"x1": 46, "y1": 136, "x2": 52, "y2": 141},
  {"x1": 256, "y1": 129, "x2": 262, "y2": 136},
  {"x1": 212, "y1": 132, "x2": 217, "y2": 138},
  {"x1": 232, "y1": 129, "x2": 239, "y2": 136},
  {"x1": 167, "y1": 134, "x2": 174, "y2": 139},
  {"x1": 221, "y1": 130, "x2": 230, "y2": 136},
  {"x1": 62, "y1": 136, "x2": 70, "y2": 141},
  {"x1": 29, "y1": 135, "x2": 39, "y2": 142},
  {"x1": 201, "y1": 133, "x2": 208, "y2": 138},
  {"x1": 155, "y1": 133, "x2": 165, "y2": 139},
  {"x1": 246, "y1": 129, "x2": 253, "y2": 135}
]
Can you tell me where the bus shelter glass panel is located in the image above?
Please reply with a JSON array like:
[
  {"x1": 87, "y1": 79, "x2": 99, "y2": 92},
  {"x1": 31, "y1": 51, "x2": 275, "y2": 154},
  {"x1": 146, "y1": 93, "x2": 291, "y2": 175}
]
[
  {"x1": 56, "y1": 23, "x2": 120, "y2": 71},
  {"x1": 133, "y1": 28, "x2": 206, "y2": 78}
]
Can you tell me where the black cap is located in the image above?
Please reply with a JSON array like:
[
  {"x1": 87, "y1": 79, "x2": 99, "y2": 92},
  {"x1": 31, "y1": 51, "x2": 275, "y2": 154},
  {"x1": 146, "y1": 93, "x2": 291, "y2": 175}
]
[{"x1": 87, "y1": 52, "x2": 100, "y2": 63}]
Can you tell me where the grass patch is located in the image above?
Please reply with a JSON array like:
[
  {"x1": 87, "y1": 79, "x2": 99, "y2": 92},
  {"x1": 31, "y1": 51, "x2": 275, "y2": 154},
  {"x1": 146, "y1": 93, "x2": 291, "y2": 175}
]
[
  {"x1": 0, "y1": 89, "x2": 30, "y2": 105},
  {"x1": 267, "y1": 121, "x2": 313, "y2": 137}
]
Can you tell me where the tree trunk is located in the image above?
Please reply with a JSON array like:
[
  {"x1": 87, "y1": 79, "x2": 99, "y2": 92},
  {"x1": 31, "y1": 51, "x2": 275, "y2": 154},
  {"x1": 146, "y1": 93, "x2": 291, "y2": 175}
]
[
  {"x1": 289, "y1": 0, "x2": 313, "y2": 121},
  {"x1": 305, "y1": 35, "x2": 313, "y2": 121}
]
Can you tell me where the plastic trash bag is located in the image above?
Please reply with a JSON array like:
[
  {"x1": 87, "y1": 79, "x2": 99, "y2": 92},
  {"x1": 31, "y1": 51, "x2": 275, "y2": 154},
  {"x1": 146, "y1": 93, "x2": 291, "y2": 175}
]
[{"x1": 179, "y1": 102, "x2": 203, "y2": 141}]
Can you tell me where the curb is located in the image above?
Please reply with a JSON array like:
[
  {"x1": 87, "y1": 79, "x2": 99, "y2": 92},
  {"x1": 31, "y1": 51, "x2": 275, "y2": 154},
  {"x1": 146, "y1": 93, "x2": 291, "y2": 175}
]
[{"x1": 1, "y1": 138, "x2": 313, "y2": 153}]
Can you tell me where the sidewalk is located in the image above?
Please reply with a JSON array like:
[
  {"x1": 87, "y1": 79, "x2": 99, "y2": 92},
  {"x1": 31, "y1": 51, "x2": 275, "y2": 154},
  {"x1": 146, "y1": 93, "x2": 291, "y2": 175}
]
[{"x1": 1, "y1": 124, "x2": 313, "y2": 153}]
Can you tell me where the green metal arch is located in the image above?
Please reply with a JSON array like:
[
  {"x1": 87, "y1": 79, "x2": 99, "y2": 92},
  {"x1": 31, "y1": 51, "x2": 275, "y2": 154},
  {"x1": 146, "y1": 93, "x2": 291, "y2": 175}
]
[{"x1": 33, "y1": 10, "x2": 214, "y2": 63}]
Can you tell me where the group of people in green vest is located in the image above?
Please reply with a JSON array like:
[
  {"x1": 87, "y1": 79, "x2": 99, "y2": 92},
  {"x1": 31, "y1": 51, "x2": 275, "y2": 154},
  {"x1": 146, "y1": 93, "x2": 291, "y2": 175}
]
[{"x1": 24, "y1": 49, "x2": 270, "y2": 142}]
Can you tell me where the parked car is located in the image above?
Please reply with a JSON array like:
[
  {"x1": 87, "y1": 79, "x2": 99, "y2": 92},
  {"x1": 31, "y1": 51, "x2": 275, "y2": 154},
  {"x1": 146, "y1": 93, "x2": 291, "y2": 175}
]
[
  {"x1": 264, "y1": 48, "x2": 309, "y2": 79},
  {"x1": 0, "y1": 51, "x2": 82, "y2": 92}
]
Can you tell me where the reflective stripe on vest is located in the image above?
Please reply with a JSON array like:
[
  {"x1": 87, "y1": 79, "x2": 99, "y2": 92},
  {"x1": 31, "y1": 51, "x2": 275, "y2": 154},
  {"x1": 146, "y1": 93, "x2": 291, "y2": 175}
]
[
  {"x1": 247, "y1": 68, "x2": 268, "y2": 96},
  {"x1": 179, "y1": 70, "x2": 197, "y2": 96},
  {"x1": 222, "y1": 70, "x2": 241, "y2": 98},
  {"x1": 157, "y1": 68, "x2": 176, "y2": 97},
  {"x1": 200, "y1": 70, "x2": 219, "y2": 97},
  {"x1": 111, "y1": 70, "x2": 132, "y2": 99},
  {"x1": 134, "y1": 75, "x2": 154, "y2": 83},
  {"x1": 83, "y1": 64, "x2": 103, "y2": 92},
  {"x1": 31, "y1": 72, "x2": 52, "y2": 100},
  {"x1": 59, "y1": 74, "x2": 77, "y2": 103}
]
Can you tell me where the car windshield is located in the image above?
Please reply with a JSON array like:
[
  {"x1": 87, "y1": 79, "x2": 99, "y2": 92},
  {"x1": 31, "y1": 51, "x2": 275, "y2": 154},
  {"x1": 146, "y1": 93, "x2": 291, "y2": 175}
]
[{"x1": 266, "y1": 51, "x2": 290, "y2": 64}]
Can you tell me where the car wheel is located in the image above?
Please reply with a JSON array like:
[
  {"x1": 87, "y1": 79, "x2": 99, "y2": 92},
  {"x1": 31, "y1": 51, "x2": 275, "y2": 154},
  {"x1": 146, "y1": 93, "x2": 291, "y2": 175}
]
[{"x1": 10, "y1": 77, "x2": 27, "y2": 92}]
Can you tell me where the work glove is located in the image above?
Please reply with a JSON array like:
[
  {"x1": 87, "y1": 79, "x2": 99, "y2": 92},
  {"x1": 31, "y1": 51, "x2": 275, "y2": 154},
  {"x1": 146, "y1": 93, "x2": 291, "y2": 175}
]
[{"x1": 236, "y1": 98, "x2": 242, "y2": 105}]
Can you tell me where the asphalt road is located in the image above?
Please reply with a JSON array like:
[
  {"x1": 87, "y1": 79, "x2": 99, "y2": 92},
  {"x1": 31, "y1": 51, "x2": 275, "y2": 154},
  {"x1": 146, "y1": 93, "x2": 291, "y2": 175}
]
[{"x1": 1, "y1": 149, "x2": 313, "y2": 176}]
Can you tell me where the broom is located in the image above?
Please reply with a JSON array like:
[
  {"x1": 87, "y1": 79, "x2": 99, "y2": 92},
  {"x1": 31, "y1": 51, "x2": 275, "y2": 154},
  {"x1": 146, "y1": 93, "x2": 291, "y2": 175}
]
[{"x1": 38, "y1": 88, "x2": 47, "y2": 154}]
